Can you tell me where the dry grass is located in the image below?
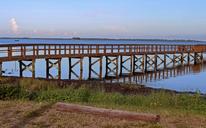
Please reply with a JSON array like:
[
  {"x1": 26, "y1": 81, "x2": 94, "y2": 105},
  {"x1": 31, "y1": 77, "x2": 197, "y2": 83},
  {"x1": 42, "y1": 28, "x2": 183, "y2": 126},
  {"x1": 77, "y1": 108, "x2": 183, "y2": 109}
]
[{"x1": 0, "y1": 100, "x2": 206, "y2": 128}]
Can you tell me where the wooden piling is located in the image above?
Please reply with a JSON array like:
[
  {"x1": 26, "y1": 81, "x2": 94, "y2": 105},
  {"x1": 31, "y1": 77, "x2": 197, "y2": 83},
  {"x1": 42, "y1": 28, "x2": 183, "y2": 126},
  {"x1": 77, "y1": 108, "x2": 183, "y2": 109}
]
[{"x1": 0, "y1": 62, "x2": 2, "y2": 76}]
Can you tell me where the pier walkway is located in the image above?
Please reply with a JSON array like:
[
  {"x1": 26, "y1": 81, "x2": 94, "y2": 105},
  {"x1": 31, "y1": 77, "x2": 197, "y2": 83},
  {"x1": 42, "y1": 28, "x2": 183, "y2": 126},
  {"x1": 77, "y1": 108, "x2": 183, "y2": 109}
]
[{"x1": 0, "y1": 44, "x2": 206, "y2": 80}]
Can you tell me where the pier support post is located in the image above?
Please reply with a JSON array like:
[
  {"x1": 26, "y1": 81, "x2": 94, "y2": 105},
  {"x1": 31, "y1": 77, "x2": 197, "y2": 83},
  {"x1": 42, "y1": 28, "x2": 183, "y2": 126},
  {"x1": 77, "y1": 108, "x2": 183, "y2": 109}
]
[
  {"x1": 173, "y1": 54, "x2": 182, "y2": 67},
  {"x1": 105, "y1": 56, "x2": 119, "y2": 78},
  {"x1": 194, "y1": 52, "x2": 203, "y2": 65},
  {"x1": 156, "y1": 54, "x2": 165, "y2": 71},
  {"x1": 145, "y1": 54, "x2": 148, "y2": 72},
  {"x1": 0, "y1": 62, "x2": 2, "y2": 76},
  {"x1": 120, "y1": 55, "x2": 133, "y2": 76},
  {"x1": 69, "y1": 57, "x2": 83, "y2": 80},
  {"x1": 164, "y1": 54, "x2": 167, "y2": 69},
  {"x1": 187, "y1": 52, "x2": 190, "y2": 65},
  {"x1": 181, "y1": 53, "x2": 184, "y2": 66},
  {"x1": 154, "y1": 54, "x2": 157, "y2": 71},
  {"x1": 46, "y1": 58, "x2": 61, "y2": 79},
  {"x1": 88, "y1": 57, "x2": 102, "y2": 80},
  {"x1": 19, "y1": 60, "x2": 35, "y2": 78}
]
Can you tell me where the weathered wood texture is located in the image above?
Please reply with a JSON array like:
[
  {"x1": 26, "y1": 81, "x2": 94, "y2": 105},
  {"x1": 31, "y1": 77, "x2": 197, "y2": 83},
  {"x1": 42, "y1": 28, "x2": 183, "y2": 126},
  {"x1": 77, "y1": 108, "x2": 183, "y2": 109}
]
[{"x1": 55, "y1": 102, "x2": 160, "y2": 122}]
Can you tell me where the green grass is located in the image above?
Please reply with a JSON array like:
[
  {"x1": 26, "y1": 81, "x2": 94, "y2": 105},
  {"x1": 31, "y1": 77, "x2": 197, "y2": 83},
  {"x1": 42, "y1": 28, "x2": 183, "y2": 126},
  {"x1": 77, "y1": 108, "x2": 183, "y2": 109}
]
[{"x1": 1, "y1": 78, "x2": 206, "y2": 116}]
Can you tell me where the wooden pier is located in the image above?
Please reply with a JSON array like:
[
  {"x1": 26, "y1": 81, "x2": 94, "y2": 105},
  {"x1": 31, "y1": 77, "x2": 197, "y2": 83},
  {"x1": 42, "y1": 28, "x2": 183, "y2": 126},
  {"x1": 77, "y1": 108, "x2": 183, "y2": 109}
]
[{"x1": 0, "y1": 44, "x2": 205, "y2": 80}]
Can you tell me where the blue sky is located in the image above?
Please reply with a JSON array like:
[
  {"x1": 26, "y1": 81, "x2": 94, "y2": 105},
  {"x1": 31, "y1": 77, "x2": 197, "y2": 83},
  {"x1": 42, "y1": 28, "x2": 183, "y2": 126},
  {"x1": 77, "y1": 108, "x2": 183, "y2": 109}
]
[{"x1": 0, "y1": 0, "x2": 206, "y2": 40}]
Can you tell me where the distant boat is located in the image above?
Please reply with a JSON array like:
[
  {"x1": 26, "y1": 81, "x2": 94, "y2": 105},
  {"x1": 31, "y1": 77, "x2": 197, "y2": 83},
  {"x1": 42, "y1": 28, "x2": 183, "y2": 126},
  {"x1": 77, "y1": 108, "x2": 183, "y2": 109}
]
[
  {"x1": 72, "y1": 37, "x2": 81, "y2": 40},
  {"x1": 15, "y1": 39, "x2": 20, "y2": 42}
]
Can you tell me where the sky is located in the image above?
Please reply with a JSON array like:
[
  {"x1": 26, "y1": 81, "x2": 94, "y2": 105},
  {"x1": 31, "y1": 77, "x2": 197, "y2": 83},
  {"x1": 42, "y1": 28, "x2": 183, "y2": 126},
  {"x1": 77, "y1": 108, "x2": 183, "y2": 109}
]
[{"x1": 0, "y1": 0, "x2": 206, "y2": 40}]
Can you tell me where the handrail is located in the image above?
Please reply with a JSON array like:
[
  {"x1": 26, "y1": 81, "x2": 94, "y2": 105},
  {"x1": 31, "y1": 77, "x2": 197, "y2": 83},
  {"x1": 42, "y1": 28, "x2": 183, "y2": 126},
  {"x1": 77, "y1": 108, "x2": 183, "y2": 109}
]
[{"x1": 0, "y1": 44, "x2": 206, "y2": 62}]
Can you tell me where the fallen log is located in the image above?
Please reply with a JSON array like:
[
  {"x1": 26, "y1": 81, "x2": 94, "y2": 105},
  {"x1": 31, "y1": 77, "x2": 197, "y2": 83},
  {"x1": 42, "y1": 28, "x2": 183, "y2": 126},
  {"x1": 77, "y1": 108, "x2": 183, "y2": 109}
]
[{"x1": 55, "y1": 102, "x2": 160, "y2": 122}]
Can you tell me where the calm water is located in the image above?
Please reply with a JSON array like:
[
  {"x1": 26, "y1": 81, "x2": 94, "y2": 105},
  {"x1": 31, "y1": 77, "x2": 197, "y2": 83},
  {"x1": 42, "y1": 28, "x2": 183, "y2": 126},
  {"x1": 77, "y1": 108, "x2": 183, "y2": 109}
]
[{"x1": 1, "y1": 38, "x2": 206, "y2": 93}]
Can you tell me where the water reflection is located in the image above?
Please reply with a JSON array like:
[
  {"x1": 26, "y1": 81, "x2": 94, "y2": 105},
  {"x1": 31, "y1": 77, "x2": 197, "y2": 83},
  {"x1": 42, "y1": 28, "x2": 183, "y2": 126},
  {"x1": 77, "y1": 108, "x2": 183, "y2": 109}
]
[{"x1": 105, "y1": 62, "x2": 206, "y2": 93}]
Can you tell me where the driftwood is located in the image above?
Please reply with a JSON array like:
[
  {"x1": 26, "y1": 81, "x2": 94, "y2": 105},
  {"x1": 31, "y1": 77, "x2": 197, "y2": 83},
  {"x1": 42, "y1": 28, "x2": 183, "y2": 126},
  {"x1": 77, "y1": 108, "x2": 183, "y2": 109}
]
[{"x1": 55, "y1": 102, "x2": 160, "y2": 122}]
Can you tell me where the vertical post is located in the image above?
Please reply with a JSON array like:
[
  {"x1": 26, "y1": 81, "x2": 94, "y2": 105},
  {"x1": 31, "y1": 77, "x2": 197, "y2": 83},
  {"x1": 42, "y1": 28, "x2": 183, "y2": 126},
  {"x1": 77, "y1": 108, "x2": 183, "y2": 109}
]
[
  {"x1": 68, "y1": 58, "x2": 72, "y2": 79},
  {"x1": 145, "y1": 54, "x2": 148, "y2": 72},
  {"x1": 164, "y1": 54, "x2": 167, "y2": 69},
  {"x1": 46, "y1": 59, "x2": 49, "y2": 79},
  {"x1": 99, "y1": 57, "x2": 102, "y2": 79},
  {"x1": 120, "y1": 56, "x2": 123, "y2": 76},
  {"x1": 105, "y1": 56, "x2": 108, "y2": 77},
  {"x1": 32, "y1": 59, "x2": 35, "y2": 78},
  {"x1": 80, "y1": 57, "x2": 83, "y2": 80},
  {"x1": 142, "y1": 55, "x2": 145, "y2": 73},
  {"x1": 194, "y1": 52, "x2": 197, "y2": 65},
  {"x1": 187, "y1": 52, "x2": 190, "y2": 65},
  {"x1": 201, "y1": 52, "x2": 203, "y2": 63},
  {"x1": 130, "y1": 55, "x2": 133, "y2": 75},
  {"x1": 181, "y1": 53, "x2": 184, "y2": 66},
  {"x1": 88, "y1": 57, "x2": 92, "y2": 79},
  {"x1": 19, "y1": 60, "x2": 23, "y2": 77},
  {"x1": 0, "y1": 62, "x2": 2, "y2": 76},
  {"x1": 116, "y1": 56, "x2": 119, "y2": 78},
  {"x1": 154, "y1": 54, "x2": 157, "y2": 71},
  {"x1": 173, "y1": 54, "x2": 176, "y2": 68},
  {"x1": 133, "y1": 55, "x2": 136, "y2": 73},
  {"x1": 58, "y1": 59, "x2": 61, "y2": 80}
]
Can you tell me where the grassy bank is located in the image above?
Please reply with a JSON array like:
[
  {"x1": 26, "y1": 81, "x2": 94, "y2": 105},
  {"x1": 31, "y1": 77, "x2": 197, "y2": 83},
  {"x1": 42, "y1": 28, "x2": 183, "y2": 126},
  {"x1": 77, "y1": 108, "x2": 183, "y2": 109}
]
[
  {"x1": 1, "y1": 78, "x2": 206, "y2": 127},
  {"x1": 1, "y1": 78, "x2": 206, "y2": 115}
]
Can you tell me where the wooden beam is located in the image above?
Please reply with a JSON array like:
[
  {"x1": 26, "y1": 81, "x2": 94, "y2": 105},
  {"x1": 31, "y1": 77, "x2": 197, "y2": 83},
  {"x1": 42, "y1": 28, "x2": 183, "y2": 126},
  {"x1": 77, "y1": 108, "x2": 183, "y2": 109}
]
[
  {"x1": 55, "y1": 102, "x2": 160, "y2": 123},
  {"x1": 0, "y1": 62, "x2": 2, "y2": 76}
]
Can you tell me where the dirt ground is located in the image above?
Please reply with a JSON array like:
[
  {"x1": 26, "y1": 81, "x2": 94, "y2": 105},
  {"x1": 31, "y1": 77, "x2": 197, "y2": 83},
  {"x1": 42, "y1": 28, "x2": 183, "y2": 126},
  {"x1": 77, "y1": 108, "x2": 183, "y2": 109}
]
[{"x1": 0, "y1": 100, "x2": 206, "y2": 128}]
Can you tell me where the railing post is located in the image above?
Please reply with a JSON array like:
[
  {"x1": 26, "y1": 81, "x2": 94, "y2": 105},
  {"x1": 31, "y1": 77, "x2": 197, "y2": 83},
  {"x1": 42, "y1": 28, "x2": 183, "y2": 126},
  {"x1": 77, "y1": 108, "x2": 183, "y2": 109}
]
[
  {"x1": 21, "y1": 45, "x2": 23, "y2": 57},
  {"x1": 44, "y1": 45, "x2": 47, "y2": 55},
  {"x1": 8, "y1": 46, "x2": 12, "y2": 59},
  {"x1": 23, "y1": 46, "x2": 26, "y2": 57},
  {"x1": 33, "y1": 45, "x2": 35, "y2": 57},
  {"x1": 104, "y1": 45, "x2": 106, "y2": 54},
  {"x1": 59, "y1": 44, "x2": 61, "y2": 55}
]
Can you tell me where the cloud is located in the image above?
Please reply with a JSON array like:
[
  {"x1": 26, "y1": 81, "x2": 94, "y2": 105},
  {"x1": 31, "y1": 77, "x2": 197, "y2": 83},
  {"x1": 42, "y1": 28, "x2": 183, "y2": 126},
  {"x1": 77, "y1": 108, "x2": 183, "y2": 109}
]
[{"x1": 10, "y1": 18, "x2": 19, "y2": 33}]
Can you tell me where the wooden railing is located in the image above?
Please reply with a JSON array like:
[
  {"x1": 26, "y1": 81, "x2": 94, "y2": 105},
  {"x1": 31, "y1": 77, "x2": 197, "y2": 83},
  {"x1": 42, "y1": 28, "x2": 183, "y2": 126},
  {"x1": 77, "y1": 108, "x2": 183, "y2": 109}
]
[{"x1": 0, "y1": 44, "x2": 206, "y2": 61}]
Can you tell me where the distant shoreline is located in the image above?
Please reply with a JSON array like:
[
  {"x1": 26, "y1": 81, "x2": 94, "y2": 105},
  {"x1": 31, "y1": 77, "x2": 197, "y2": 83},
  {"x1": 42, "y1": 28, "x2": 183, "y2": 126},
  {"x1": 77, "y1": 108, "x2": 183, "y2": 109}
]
[{"x1": 0, "y1": 37, "x2": 203, "y2": 42}]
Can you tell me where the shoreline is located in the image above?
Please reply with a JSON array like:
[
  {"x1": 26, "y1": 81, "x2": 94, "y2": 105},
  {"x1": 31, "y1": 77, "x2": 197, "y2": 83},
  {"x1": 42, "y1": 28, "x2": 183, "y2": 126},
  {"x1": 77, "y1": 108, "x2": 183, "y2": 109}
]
[{"x1": 0, "y1": 76, "x2": 205, "y2": 96}]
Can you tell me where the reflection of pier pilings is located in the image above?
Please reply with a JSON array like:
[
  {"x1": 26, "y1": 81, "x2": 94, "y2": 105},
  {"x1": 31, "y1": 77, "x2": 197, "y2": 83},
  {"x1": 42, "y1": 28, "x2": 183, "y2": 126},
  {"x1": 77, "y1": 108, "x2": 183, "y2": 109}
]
[
  {"x1": 194, "y1": 52, "x2": 203, "y2": 64},
  {"x1": 19, "y1": 60, "x2": 35, "y2": 78},
  {"x1": 106, "y1": 62, "x2": 206, "y2": 84}
]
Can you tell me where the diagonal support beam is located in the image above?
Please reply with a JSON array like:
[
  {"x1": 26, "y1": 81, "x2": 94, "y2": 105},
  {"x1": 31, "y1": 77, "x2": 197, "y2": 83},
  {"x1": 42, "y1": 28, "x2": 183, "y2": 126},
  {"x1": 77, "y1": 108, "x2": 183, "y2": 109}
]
[
  {"x1": 88, "y1": 57, "x2": 102, "y2": 80},
  {"x1": 105, "y1": 56, "x2": 119, "y2": 78},
  {"x1": 133, "y1": 55, "x2": 145, "y2": 73},
  {"x1": 69, "y1": 57, "x2": 83, "y2": 80},
  {"x1": 120, "y1": 55, "x2": 133, "y2": 76},
  {"x1": 46, "y1": 58, "x2": 61, "y2": 79},
  {"x1": 19, "y1": 60, "x2": 35, "y2": 78}
]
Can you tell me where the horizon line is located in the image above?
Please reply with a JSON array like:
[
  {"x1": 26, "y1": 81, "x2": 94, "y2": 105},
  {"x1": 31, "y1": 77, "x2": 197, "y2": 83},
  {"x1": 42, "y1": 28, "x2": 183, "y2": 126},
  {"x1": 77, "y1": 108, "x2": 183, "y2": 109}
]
[{"x1": 0, "y1": 37, "x2": 203, "y2": 42}]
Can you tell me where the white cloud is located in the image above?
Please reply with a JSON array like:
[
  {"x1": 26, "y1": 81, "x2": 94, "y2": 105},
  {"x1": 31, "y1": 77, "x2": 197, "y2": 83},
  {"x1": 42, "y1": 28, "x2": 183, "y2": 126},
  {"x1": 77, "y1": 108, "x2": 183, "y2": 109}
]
[{"x1": 10, "y1": 18, "x2": 19, "y2": 33}]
